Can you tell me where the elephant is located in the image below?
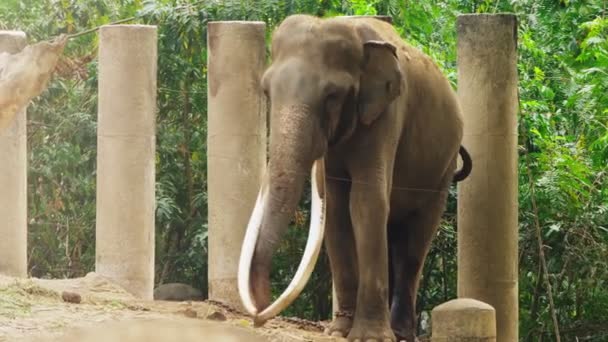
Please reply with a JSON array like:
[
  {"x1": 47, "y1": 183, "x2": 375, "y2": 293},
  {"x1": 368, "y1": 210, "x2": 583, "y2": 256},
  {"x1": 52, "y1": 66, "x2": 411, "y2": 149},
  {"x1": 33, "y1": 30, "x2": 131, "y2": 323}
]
[{"x1": 237, "y1": 14, "x2": 472, "y2": 342}]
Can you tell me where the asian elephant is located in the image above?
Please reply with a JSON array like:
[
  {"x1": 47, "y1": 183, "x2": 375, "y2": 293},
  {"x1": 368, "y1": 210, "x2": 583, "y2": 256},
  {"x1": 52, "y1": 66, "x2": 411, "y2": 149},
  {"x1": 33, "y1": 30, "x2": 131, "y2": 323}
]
[{"x1": 237, "y1": 14, "x2": 472, "y2": 342}]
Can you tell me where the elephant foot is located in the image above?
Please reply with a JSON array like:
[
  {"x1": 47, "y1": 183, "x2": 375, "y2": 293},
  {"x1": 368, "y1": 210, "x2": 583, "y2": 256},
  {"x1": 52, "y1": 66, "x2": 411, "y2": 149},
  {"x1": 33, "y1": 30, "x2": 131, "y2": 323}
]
[
  {"x1": 324, "y1": 312, "x2": 353, "y2": 337},
  {"x1": 394, "y1": 330, "x2": 418, "y2": 342},
  {"x1": 391, "y1": 321, "x2": 417, "y2": 342},
  {"x1": 346, "y1": 318, "x2": 395, "y2": 342}
]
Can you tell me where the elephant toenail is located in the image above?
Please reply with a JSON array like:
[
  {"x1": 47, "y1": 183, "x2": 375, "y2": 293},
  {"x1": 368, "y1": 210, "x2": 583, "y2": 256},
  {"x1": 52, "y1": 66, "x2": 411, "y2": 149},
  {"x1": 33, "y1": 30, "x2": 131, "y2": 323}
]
[{"x1": 331, "y1": 331, "x2": 344, "y2": 337}]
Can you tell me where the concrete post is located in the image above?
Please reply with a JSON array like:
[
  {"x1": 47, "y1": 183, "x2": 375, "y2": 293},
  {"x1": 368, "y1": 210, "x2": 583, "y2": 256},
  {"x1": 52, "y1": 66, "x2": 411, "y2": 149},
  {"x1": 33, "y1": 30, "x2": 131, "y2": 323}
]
[
  {"x1": 95, "y1": 25, "x2": 157, "y2": 299},
  {"x1": 0, "y1": 31, "x2": 27, "y2": 277},
  {"x1": 456, "y1": 14, "x2": 519, "y2": 342},
  {"x1": 432, "y1": 298, "x2": 496, "y2": 341},
  {"x1": 207, "y1": 21, "x2": 267, "y2": 308}
]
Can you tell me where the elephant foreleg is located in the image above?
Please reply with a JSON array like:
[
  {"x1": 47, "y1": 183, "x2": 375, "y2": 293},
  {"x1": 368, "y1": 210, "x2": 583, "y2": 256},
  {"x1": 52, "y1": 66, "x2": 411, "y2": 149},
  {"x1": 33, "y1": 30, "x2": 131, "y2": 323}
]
[
  {"x1": 347, "y1": 177, "x2": 395, "y2": 342},
  {"x1": 324, "y1": 177, "x2": 358, "y2": 337}
]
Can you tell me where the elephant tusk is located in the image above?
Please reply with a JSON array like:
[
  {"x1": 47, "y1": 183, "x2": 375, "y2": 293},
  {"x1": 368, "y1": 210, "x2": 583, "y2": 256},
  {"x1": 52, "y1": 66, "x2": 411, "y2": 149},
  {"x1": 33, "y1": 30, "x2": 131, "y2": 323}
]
[
  {"x1": 238, "y1": 184, "x2": 268, "y2": 316},
  {"x1": 254, "y1": 158, "x2": 327, "y2": 324}
]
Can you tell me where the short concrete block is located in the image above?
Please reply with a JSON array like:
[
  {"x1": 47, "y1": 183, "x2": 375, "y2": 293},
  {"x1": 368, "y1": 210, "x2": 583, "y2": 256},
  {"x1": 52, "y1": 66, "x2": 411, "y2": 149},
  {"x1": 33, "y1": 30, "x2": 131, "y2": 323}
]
[{"x1": 432, "y1": 298, "x2": 496, "y2": 342}]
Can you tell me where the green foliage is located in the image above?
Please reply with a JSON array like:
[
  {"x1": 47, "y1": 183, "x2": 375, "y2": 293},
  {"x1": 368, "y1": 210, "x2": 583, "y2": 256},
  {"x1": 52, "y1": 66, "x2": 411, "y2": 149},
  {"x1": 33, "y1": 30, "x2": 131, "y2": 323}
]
[
  {"x1": 1, "y1": 0, "x2": 106, "y2": 278},
  {"x1": 2, "y1": 0, "x2": 608, "y2": 340},
  {"x1": 137, "y1": 0, "x2": 209, "y2": 292},
  {"x1": 514, "y1": 1, "x2": 608, "y2": 340}
]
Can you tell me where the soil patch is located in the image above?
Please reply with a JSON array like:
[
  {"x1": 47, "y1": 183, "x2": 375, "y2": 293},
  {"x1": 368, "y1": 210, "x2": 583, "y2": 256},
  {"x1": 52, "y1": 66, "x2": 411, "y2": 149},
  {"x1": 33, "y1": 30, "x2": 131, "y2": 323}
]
[{"x1": 0, "y1": 272, "x2": 338, "y2": 342}]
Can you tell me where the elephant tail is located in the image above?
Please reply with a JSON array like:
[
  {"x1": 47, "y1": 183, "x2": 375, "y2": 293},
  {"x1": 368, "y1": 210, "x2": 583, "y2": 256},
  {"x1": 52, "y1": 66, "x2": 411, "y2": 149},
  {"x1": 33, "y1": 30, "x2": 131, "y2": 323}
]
[{"x1": 452, "y1": 145, "x2": 472, "y2": 183}]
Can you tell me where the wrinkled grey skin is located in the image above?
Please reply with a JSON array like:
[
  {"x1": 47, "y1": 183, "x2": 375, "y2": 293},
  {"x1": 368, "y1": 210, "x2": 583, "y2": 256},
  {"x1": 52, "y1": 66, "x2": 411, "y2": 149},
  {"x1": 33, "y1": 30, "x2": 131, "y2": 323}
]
[
  {"x1": 153, "y1": 283, "x2": 204, "y2": 302},
  {"x1": 248, "y1": 14, "x2": 471, "y2": 342}
]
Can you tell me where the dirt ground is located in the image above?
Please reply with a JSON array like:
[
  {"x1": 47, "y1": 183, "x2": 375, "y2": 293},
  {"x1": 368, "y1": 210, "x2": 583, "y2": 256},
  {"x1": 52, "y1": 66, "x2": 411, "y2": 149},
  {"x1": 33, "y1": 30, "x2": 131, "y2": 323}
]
[{"x1": 0, "y1": 272, "x2": 338, "y2": 342}]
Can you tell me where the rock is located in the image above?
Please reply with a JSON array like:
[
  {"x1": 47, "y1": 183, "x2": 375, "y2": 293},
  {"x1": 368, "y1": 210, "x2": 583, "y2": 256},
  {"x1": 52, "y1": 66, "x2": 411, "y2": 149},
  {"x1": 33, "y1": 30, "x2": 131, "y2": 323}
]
[
  {"x1": 61, "y1": 291, "x2": 81, "y2": 304},
  {"x1": 206, "y1": 311, "x2": 227, "y2": 321},
  {"x1": 153, "y1": 283, "x2": 204, "y2": 302},
  {"x1": 179, "y1": 308, "x2": 198, "y2": 318}
]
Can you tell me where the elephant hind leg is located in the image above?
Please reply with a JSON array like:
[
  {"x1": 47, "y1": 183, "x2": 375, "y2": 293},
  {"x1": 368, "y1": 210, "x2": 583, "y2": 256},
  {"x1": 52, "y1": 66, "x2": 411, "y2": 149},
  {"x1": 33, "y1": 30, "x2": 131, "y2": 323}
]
[{"x1": 389, "y1": 200, "x2": 446, "y2": 341}]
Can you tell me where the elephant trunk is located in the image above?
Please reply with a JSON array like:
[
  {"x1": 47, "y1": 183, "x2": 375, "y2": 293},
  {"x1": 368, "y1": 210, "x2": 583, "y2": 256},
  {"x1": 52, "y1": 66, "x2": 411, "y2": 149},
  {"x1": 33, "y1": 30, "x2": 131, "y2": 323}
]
[
  {"x1": 251, "y1": 155, "x2": 308, "y2": 310},
  {"x1": 238, "y1": 105, "x2": 326, "y2": 324}
]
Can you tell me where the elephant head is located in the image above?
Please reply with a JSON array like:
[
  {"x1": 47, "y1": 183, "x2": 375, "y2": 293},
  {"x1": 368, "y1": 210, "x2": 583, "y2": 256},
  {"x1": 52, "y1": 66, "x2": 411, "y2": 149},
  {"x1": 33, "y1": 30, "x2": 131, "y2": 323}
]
[{"x1": 238, "y1": 15, "x2": 402, "y2": 323}]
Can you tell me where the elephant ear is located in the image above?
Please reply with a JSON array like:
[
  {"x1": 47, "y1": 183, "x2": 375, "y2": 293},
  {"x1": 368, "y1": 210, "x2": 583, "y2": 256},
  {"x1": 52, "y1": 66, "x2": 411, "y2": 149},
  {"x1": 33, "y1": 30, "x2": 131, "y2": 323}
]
[{"x1": 357, "y1": 33, "x2": 402, "y2": 125}]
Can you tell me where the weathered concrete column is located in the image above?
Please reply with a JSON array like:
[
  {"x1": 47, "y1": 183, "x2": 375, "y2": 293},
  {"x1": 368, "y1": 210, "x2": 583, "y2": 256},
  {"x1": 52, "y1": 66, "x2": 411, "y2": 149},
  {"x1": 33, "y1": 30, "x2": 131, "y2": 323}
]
[
  {"x1": 432, "y1": 298, "x2": 496, "y2": 341},
  {"x1": 456, "y1": 14, "x2": 519, "y2": 342},
  {"x1": 96, "y1": 25, "x2": 157, "y2": 299},
  {"x1": 207, "y1": 21, "x2": 267, "y2": 308},
  {"x1": 0, "y1": 31, "x2": 27, "y2": 277}
]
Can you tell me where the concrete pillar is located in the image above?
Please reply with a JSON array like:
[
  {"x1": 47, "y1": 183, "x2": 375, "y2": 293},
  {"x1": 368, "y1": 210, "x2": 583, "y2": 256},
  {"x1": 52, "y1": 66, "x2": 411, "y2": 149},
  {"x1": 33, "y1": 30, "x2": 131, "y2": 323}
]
[
  {"x1": 456, "y1": 14, "x2": 519, "y2": 342},
  {"x1": 95, "y1": 25, "x2": 157, "y2": 299},
  {"x1": 207, "y1": 21, "x2": 267, "y2": 308},
  {"x1": 432, "y1": 298, "x2": 496, "y2": 341},
  {"x1": 0, "y1": 31, "x2": 27, "y2": 277}
]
